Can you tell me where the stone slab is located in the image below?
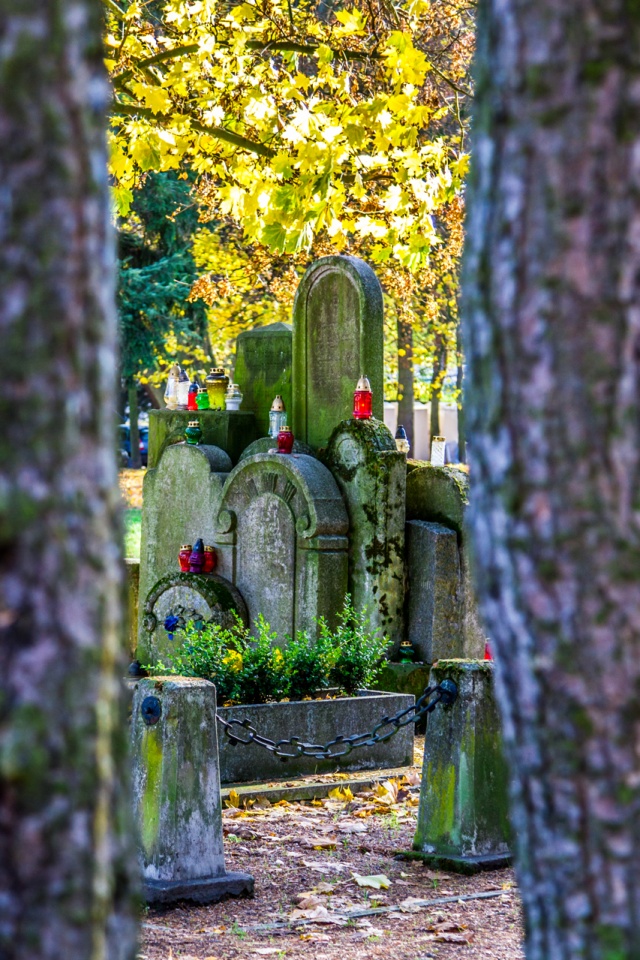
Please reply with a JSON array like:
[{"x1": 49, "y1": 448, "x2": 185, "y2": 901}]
[
  {"x1": 217, "y1": 690, "x2": 414, "y2": 783},
  {"x1": 234, "y1": 322, "x2": 292, "y2": 438},
  {"x1": 148, "y1": 409, "x2": 257, "y2": 468},
  {"x1": 239, "y1": 437, "x2": 315, "y2": 460},
  {"x1": 292, "y1": 256, "x2": 384, "y2": 451},
  {"x1": 394, "y1": 851, "x2": 512, "y2": 876},
  {"x1": 144, "y1": 871, "x2": 254, "y2": 905},
  {"x1": 220, "y1": 767, "x2": 418, "y2": 805},
  {"x1": 406, "y1": 520, "x2": 462, "y2": 662}
]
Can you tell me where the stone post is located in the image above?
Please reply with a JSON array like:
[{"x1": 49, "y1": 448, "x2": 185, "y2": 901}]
[
  {"x1": 405, "y1": 520, "x2": 462, "y2": 662},
  {"x1": 131, "y1": 676, "x2": 254, "y2": 903},
  {"x1": 325, "y1": 419, "x2": 405, "y2": 650},
  {"x1": 292, "y1": 255, "x2": 384, "y2": 451},
  {"x1": 412, "y1": 660, "x2": 510, "y2": 873}
]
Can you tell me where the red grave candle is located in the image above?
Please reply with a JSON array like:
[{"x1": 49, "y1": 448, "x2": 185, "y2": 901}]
[
  {"x1": 187, "y1": 382, "x2": 199, "y2": 411},
  {"x1": 277, "y1": 426, "x2": 295, "y2": 454},
  {"x1": 179, "y1": 544, "x2": 192, "y2": 572},
  {"x1": 203, "y1": 546, "x2": 216, "y2": 574},
  {"x1": 353, "y1": 375, "x2": 373, "y2": 419}
]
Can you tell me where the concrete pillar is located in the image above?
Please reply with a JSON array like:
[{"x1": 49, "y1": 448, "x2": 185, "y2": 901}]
[{"x1": 131, "y1": 676, "x2": 254, "y2": 903}]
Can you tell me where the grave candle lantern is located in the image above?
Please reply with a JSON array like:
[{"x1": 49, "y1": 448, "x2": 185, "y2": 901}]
[
  {"x1": 395, "y1": 424, "x2": 410, "y2": 455},
  {"x1": 353, "y1": 376, "x2": 373, "y2": 420},
  {"x1": 277, "y1": 425, "x2": 294, "y2": 454},
  {"x1": 225, "y1": 383, "x2": 243, "y2": 412},
  {"x1": 268, "y1": 395, "x2": 287, "y2": 438},
  {"x1": 203, "y1": 545, "x2": 216, "y2": 573},
  {"x1": 184, "y1": 420, "x2": 202, "y2": 445},
  {"x1": 178, "y1": 544, "x2": 192, "y2": 572},
  {"x1": 187, "y1": 381, "x2": 199, "y2": 411},
  {"x1": 176, "y1": 369, "x2": 191, "y2": 409},
  {"x1": 164, "y1": 364, "x2": 180, "y2": 409},
  {"x1": 205, "y1": 368, "x2": 229, "y2": 410},
  {"x1": 196, "y1": 386, "x2": 210, "y2": 410},
  {"x1": 189, "y1": 538, "x2": 205, "y2": 573},
  {"x1": 430, "y1": 435, "x2": 446, "y2": 467}
]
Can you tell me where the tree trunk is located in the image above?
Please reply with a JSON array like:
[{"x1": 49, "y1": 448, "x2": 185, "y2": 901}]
[
  {"x1": 128, "y1": 382, "x2": 142, "y2": 470},
  {"x1": 0, "y1": 2, "x2": 138, "y2": 958},
  {"x1": 463, "y1": 1, "x2": 640, "y2": 957},
  {"x1": 397, "y1": 314, "x2": 415, "y2": 450}
]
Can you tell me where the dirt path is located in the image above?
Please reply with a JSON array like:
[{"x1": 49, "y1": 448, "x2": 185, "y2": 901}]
[{"x1": 139, "y1": 775, "x2": 523, "y2": 960}]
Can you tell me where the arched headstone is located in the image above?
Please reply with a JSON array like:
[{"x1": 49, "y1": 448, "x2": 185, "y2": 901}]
[
  {"x1": 292, "y1": 256, "x2": 384, "y2": 450},
  {"x1": 215, "y1": 454, "x2": 349, "y2": 639}
]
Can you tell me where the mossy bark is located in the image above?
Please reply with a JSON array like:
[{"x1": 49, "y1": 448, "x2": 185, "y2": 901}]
[
  {"x1": 0, "y1": 1, "x2": 138, "y2": 957},
  {"x1": 463, "y1": 1, "x2": 640, "y2": 956}
]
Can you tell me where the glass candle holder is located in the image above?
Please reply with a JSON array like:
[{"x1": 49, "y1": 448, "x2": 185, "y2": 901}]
[
  {"x1": 205, "y1": 368, "x2": 229, "y2": 410},
  {"x1": 353, "y1": 376, "x2": 372, "y2": 419},
  {"x1": 430, "y1": 435, "x2": 446, "y2": 467},
  {"x1": 187, "y1": 381, "x2": 199, "y2": 411},
  {"x1": 178, "y1": 544, "x2": 192, "y2": 572},
  {"x1": 395, "y1": 424, "x2": 410, "y2": 455},
  {"x1": 269, "y1": 395, "x2": 287, "y2": 438},
  {"x1": 225, "y1": 383, "x2": 243, "y2": 411},
  {"x1": 196, "y1": 386, "x2": 210, "y2": 410},
  {"x1": 176, "y1": 369, "x2": 191, "y2": 409},
  {"x1": 203, "y1": 545, "x2": 216, "y2": 574},
  {"x1": 185, "y1": 420, "x2": 202, "y2": 445},
  {"x1": 189, "y1": 538, "x2": 205, "y2": 574},
  {"x1": 277, "y1": 425, "x2": 294, "y2": 454},
  {"x1": 164, "y1": 364, "x2": 180, "y2": 409}
]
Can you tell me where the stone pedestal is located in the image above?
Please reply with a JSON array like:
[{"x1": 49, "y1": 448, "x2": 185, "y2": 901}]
[
  {"x1": 234, "y1": 322, "x2": 292, "y2": 438},
  {"x1": 292, "y1": 256, "x2": 384, "y2": 451},
  {"x1": 412, "y1": 660, "x2": 510, "y2": 873},
  {"x1": 325, "y1": 419, "x2": 405, "y2": 650},
  {"x1": 148, "y1": 409, "x2": 257, "y2": 468},
  {"x1": 131, "y1": 677, "x2": 254, "y2": 904}
]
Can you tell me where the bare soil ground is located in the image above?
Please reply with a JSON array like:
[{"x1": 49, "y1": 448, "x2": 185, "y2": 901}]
[{"x1": 139, "y1": 756, "x2": 524, "y2": 960}]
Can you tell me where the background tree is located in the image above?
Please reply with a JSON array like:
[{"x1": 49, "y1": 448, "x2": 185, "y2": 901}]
[
  {"x1": 463, "y1": 0, "x2": 640, "y2": 956},
  {"x1": 105, "y1": 0, "x2": 473, "y2": 442},
  {"x1": 0, "y1": 0, "x2": 138, "y2": 956}
]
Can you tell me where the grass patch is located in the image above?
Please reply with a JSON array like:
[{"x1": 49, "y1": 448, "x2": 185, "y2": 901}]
[{"x1": 124, "y1": 508, "x2": 141, "y2": 560}]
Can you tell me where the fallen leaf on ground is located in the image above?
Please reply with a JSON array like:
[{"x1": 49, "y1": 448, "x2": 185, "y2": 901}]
[
  {"x1": 303, "y1": 837, "x2": 337, "y2": 850},
  {"x1": 327, "y1": 787, "x2": 354, "y2": 802},
  {"x1": 299, "y1": 933, "x2": 331, "y2": 942},
  {"x1": 302, "y1": 860, "x2": 348, "y2": 873},
  {"x1": 337, "y1": 821, "x2": 367, "y2": 834},
  {"x1": 225, "y1": 789, "x2": 241, "y2": 809},
  {"x1": 352, "y1": 873, "x2": 391, "y2": 890},
  {"x1": 434, "y1": 932, "x2": 474, "y2": 944},
  {"x1": 289, "y1": 905, "x2": 347, "y2": 925},
  {"x1": 251, "y1": 950, "x2": 282, "y2": 956},
  {"x1": 398, "y1": 897, "x2": 426, "y2": 912}
]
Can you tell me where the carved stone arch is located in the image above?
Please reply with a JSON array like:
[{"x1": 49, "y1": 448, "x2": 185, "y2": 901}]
[{"x1": 215, "y1": 453, "x2": 349, "y2": 640}]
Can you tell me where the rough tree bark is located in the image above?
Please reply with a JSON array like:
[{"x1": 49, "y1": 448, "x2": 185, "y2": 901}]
[
  {"x1": 463, "y1": 1, "x2": 640, "y2": 957},
  {"x1": 0, "y1": 1, "x2": 138, "y2": 958}
]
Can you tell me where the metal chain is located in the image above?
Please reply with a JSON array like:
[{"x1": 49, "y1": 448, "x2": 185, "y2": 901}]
[{"x1": 215, "y1": 680, "x2": 458, "y2": 762}]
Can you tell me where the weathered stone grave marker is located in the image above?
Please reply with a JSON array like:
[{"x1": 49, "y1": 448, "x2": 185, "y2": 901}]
[
  {"x1": 214, "y1": 453, "x2": 349, "y2": 639},
  {"x1": 234, "y1": 321, "x2": 292, "y2": 438},
  {"x1": 292, "y1": 255, "x2": 384, "y2": 450}
]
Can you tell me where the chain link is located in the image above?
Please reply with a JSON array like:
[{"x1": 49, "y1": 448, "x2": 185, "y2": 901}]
[{"x1": 216, "y1": 680, "x2": 458, "y2": 762}]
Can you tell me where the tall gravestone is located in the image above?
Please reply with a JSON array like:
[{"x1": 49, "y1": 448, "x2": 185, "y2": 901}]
[
  {"x1": 292, "y1": 256, "x2": 384, "y2": 451},
  {"x1": 325, "y1": 419, "x2": 406, "y2": 651},
  {"x1": 215, "y1": 453, "x2": 349, "y2": 639},
  {"x1": 234, "y1": 322, "x2": 292, "y2": 437}
]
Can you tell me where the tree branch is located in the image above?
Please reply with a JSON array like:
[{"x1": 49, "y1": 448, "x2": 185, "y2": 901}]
[{"x1": 112, "y1": 102, "x2": 277, "y2": 158}]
